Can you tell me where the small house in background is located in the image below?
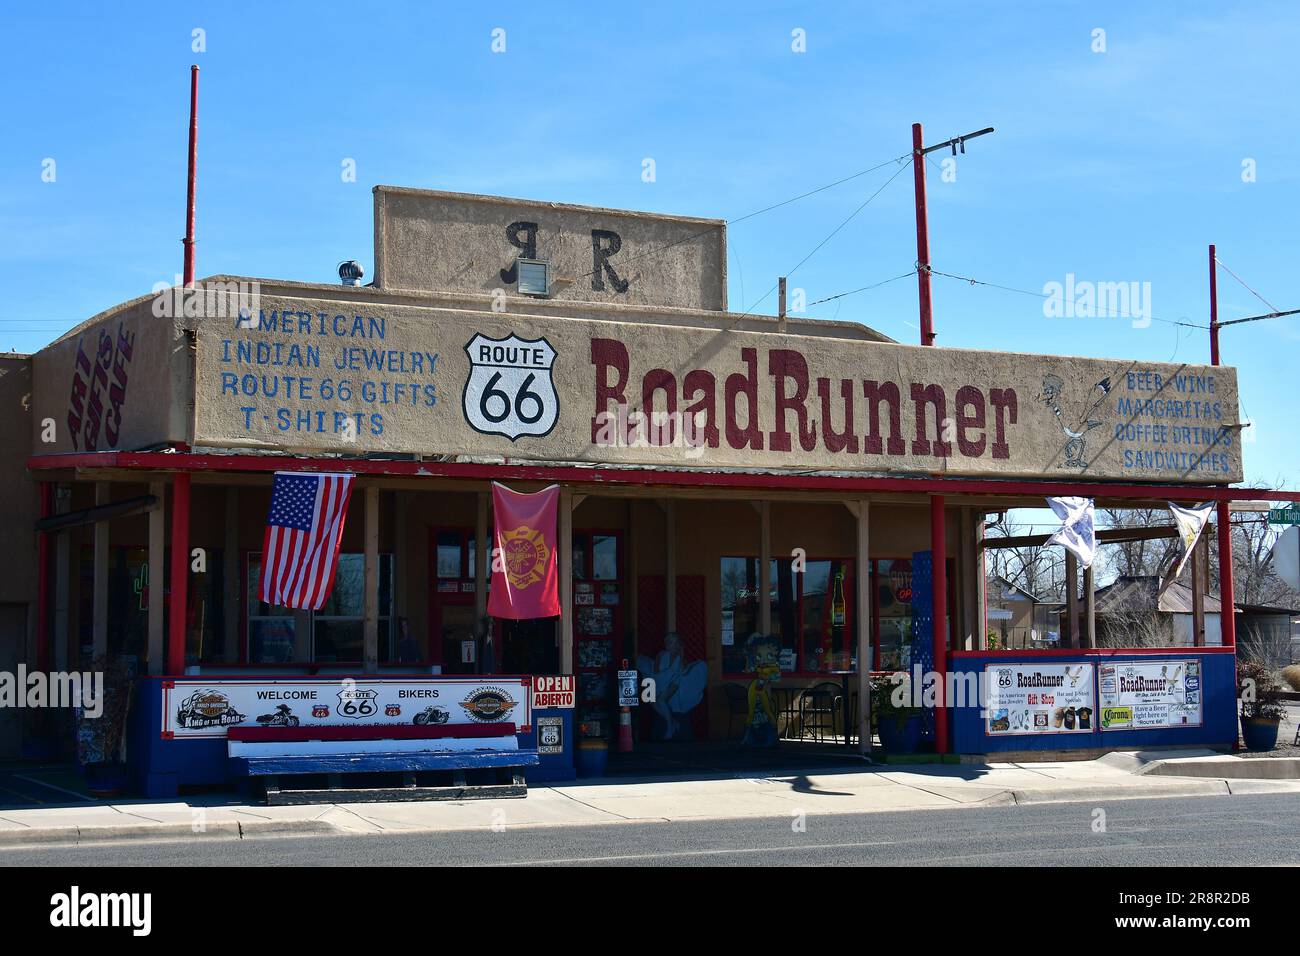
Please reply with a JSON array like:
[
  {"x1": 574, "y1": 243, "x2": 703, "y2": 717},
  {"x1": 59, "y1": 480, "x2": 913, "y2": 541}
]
[
  {"x1": 986, "y1": 576, "x2": 1058, "y2": 649},
  {"x1": 1234, "y1": 603, "x2": 1300, "y2": 667},
  {"x1": 1092, "y1": 576, "x2": 1223, "y2": 647}
]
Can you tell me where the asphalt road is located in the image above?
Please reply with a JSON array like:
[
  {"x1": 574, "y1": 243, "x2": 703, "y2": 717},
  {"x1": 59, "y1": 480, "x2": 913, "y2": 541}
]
[{"x1": 2, "y1": 793, "x2": 1298, "y2": 866}]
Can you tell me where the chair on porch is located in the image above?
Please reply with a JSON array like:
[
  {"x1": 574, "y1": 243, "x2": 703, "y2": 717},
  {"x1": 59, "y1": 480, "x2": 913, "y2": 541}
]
[{"x1": 796, "y1": 682, "x2": 840, "y2": 743}]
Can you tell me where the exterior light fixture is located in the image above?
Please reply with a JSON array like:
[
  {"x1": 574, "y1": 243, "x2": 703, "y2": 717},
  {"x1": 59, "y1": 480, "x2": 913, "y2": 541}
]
[{"x1": 516, "y1": 258, "x2": 550, "y2": 296}]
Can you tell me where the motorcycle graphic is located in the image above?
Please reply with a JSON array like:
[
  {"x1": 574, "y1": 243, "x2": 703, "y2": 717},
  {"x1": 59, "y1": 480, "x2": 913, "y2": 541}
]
[
  {"x1": 256, "y1": 704, "x2": 301, "y2": 728},
  {"x1": 413, "y1": 705, "x2": 451, "y2": 725}
]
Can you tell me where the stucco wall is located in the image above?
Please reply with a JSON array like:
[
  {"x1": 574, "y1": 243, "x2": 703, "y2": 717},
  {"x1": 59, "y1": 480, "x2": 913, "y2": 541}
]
[
  {"x1": 30, "y1": 295, "x2": 189, "y2": 455},
  {"x1": 193, "y1": 290, "x2": 1243, "y2": 482},
  {"x1": 374, "y1": 187, "x2": 727, "y2": 311}
]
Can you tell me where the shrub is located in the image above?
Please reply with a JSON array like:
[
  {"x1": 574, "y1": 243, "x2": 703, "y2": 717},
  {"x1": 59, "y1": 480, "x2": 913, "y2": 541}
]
[
  {"x1": 1282, "y1": 664, "x2": 1300, "y2": 693},
  {"x1": 1239, "y1": 660, "x2": 1288, "y2": 721}
]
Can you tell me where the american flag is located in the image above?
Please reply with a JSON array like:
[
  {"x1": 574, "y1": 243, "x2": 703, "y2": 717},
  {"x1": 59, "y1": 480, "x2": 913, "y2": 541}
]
[{"x1": 258, "y1": 472, "x2": 355, "y2": 610}]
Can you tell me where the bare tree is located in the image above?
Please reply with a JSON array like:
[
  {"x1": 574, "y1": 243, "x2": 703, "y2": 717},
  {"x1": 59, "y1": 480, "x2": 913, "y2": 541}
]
[
  {"x1": 1097, "y1": 508, "x2": 1179, "y2": 580},
  {"x1": 1207, "y1": 512, "x2": 1300, "y2": 609},
  {"x1": 1237, "y1": 619, "x2": 1292, "y2": 670},
  {"x1": 1095, "y1": 606, "x2": 1178, "y2": 649},
  {"x1": 984, "y1": 513, "x2": 1065, "y2": 603}
]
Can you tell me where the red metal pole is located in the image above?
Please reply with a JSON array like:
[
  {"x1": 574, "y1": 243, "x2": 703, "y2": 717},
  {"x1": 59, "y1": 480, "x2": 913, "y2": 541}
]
[
  {"x1": 183, "y1": 65, "x2": 199, "y2": 288},
  {"x1": 912, "y1": 123, "x2": 935, "y2": 346},
  {"x1": 168, "y1": 474, "x2": 191, "y2": 674},
  {"x1": 36, "y1": 483, "x2": 52, "y2": 672},
  {"x1": 1208, "y1": 244, "x2": 1236, "y2": 648},
  {"x1": 930, "y1": 494, "x2": 949, "y2": 752},
  {"x1": 1208, "y1": 244, "x2": 1220, "y2": 366}
]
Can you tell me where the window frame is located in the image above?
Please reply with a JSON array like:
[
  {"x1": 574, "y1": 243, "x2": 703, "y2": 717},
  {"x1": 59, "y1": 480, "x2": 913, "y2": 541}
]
[
  {"x1": 719, "y1": 553, "x2": 857, "y2": 678},
  {"x1": 245, "y1": 550, "x2": 394, "y2": 665}
]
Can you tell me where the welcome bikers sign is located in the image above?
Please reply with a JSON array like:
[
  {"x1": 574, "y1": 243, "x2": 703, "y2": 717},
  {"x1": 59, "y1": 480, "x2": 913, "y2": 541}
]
[{"x1": 162, "y1": 677, "x2": 533, "y2": 738}]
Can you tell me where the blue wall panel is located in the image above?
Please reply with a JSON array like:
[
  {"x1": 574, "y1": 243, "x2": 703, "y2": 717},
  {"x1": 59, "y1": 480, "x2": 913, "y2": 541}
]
[{"x1": 950, "y1": 651, "x2": 1237, "y2": 754}]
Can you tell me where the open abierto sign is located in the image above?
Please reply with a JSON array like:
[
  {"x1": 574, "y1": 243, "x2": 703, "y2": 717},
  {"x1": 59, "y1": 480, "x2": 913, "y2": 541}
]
[{"x1": 533, "y1": 675, "x2": 575, "y2": 709}]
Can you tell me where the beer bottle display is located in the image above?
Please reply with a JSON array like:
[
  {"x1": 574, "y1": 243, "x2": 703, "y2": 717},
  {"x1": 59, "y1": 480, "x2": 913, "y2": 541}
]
[{"x1": 831, "y1": 567, "x2": 846, "y2": 627}]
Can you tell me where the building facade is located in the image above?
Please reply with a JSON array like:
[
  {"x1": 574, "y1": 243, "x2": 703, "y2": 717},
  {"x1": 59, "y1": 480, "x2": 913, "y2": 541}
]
[{"x1": 7, "y1": 185, "x2": 1266, "y2": 770}]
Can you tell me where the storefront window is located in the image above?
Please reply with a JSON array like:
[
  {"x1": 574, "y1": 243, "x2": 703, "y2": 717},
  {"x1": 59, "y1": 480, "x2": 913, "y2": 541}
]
[
  {"x1": 247, "y1": 553, "x2": 393, "y2": 663},
  {"x1": 572, "y1": 534, "x2": 587, "y2": 580},
  {"x1": 435, "y1": 531, "x2": 463, "y2": 578},
  {"x1": 591, "y1": 535, "x2": 618, "y2": 580},
  {"x1": 875, "y1": 558, "x2": 914, "y2": 672},
  {"x1": 79, "y1": 546, "x2": 226, "y2": 667},
  {"x1": 721, "y1": 556, "x2": 854, "y2": 675}
]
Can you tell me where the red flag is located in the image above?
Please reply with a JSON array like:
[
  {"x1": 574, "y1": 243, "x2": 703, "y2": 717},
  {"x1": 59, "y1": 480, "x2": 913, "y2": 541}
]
[
  {"x1": 259, "y1": 472, "x2": 355, "y2": 610},
  {"x1": 488, "y1": 483, "x2": 561, "y2": 620}
]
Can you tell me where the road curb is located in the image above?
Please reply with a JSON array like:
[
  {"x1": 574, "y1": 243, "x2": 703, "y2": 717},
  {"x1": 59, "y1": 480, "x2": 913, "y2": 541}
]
[
  {"x1": 1010, "y1": 779, "x2": 1231, "y2": 804},
  {"x1": 0, "y1": 817, "x2": 341, "y2": 848},
  {"x1": 1144, "y1": 756, "x2": 1300, "y2": 780}
]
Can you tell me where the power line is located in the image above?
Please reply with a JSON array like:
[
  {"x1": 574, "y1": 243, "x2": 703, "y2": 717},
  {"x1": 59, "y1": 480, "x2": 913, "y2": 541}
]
[
  {"x1": 927, "y1": 268, "x2": 1210, "y2": 329},
  {"x1": 806, "y1": 269, "x2": 917, "y2": 307},
  {"x1": 1214, "y1": 256, "x2": 1279, "y2": 313},
  {"x1": 570, "y1": 151, "x2": 913, "y2": 282},
  {"x1": 1216, "y1": 306, "x2": 1300, "y2": 328},
  {"x1": 735, "y1": 158, "x2": 914, "y2": 319}
]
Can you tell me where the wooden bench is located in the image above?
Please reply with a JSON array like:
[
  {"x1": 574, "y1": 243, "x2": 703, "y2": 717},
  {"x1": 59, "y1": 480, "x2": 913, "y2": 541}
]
[{"x1": 227, "y1": 722, "x2": 539, "y2": 805}]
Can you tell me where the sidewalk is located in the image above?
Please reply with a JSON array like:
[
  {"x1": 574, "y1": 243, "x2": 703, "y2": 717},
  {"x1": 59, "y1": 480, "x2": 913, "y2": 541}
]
[{"x1": 2, "y1": 750, "x2": 1297, "y2": 848}]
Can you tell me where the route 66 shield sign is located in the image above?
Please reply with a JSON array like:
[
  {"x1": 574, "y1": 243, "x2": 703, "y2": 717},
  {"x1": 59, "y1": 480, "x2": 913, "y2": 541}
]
[{"x1": 462, "y1": 333, "x2": 559, "y2": 440}]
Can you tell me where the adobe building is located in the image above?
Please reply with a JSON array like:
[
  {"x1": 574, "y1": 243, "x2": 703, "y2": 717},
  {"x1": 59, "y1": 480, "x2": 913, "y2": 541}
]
[{"x1": 4, "y1": 184, "x2": 1277, "y2": 783}]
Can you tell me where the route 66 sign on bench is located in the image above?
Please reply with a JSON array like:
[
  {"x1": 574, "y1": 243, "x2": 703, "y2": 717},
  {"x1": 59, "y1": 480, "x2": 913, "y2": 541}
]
[{"x1": 462, "y1": 333, "x2": 559, "y2": 440}]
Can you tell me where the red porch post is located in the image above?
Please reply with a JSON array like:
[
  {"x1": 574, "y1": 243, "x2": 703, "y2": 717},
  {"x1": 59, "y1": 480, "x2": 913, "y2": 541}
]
[
  {"x1": 931, "y1": 494, "x2": 949, "y2": 752},
  {"x1": 1216, "y1": 506, "x2": 1235, "y2": 648},
  {"x1": 168, "y1": 473, "x2": 191, "y2": 674}
]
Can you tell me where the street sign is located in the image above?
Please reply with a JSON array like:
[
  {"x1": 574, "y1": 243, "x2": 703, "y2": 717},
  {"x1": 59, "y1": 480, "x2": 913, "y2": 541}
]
[
  {"x1": 617, "y1": 669, "x2": 639, "y2": 707},
  {"x1": 1271, "y1": 525, "x2": 1300, "y2": 591},
  {"x1": 1268, "y1": 505, "x2": 1300, "y2": 525}
]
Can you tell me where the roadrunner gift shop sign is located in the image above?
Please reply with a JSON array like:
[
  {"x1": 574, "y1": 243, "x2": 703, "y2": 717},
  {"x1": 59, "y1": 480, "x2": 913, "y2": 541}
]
[
  {"x1": 163, "y1": 678, "x2": 532, "y2": 738},
  {"x1": 1098, "y1": 660, "x2": 1202, "y2": 730},
  {"x1": 192, "y1": 294, "x2": 1243, "y2": 483},
  {"x1": 984, "y1": 663, "x2": 1095, "y2": 736}
]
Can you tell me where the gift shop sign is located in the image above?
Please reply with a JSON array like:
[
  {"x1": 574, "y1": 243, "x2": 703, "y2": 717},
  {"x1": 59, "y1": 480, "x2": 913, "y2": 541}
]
[
  {"x1": 1098, "y1": 660, "x2": 1202, "y2": 730},
  {"x1": 162, "y1": 678, "x2": 532, "y2": 738},
  {"x1": 984, "y1": 663, "x2": 1095, "y2": 736}
]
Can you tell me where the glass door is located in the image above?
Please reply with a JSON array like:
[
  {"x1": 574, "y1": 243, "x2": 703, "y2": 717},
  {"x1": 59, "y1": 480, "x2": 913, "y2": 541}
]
[{"x1": 574, "y1": 531, "x2": 622, "y2": 740}]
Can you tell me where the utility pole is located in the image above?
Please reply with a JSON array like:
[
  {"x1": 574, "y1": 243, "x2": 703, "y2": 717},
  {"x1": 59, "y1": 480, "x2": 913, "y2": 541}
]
[
  {"x1": 1208, "y1": 244, "x2": 1236, "y2": 650},
  {"x1": 910, "y1": 123, "x2": 995, "y2": 346},
  {"x1": 911, "y1": 124, "x2": 934, "y2": 346},
  {"x1": 183, "y1": 65, "x2": 199, "y2": 288},
  {"x1": 911, "y1": 121, "x2": 993, "y2": 756},
  {"x1": 778, "y1": 276, "x2": 787, "y2": 332}
]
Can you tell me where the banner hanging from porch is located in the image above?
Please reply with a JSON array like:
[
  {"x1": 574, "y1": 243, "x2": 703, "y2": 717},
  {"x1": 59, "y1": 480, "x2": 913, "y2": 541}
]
[
  {"x1": 1046, "y1": 496, "x2": 1097, "y2": 569},
  {"x1": 258, "y1": 472, "x2": 355, "y2": 610},
  {"x1": 489, "y1": 483, "x2": 561, "y2": 620},
  {"x1": 1159, "y1": 501, "x2": 1214, "y2": 595}
]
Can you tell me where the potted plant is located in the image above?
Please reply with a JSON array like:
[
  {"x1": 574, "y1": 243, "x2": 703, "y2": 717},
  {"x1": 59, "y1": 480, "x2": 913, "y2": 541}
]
[
  {"x1": 1238, "y1": 661, "x2": 1287, "y2": 752},
  {"x1": 75, "y1": 656, "x2": 135, "y2": 796},
  {"x1": 871, "y1": 673, "x2": 923, "y2": 753}
]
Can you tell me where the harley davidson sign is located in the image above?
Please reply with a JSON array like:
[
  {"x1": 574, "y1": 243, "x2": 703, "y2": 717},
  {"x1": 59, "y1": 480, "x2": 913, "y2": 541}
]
[{"x1": 192, "y1": 294, "x2": 1243, "y2": 483}]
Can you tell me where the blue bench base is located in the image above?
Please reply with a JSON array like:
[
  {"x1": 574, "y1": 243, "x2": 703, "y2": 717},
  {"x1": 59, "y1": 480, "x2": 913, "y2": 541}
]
[
  {"x1": 230, "y1": 749, "x2": 539, "y2": 778},
  {"x1": 229, "y1": 749, "x2": 541, "y2": 805}
]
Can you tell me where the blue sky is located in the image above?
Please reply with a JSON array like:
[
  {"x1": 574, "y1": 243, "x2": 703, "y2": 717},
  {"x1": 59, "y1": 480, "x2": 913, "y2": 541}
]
[{"x1": 3, "y1": 1, "x2": 1297, "y2": 488}]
